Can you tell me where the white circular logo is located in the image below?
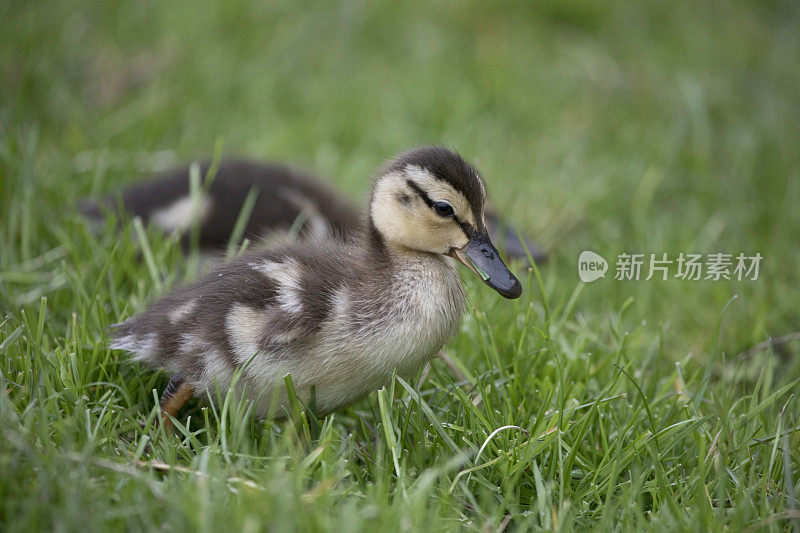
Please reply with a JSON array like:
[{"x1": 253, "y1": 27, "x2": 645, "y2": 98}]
[{"x1": 578, "y1": 251, "x2": 608, "y2": 282}]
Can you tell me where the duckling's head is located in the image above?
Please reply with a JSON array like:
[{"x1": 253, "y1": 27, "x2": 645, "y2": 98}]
[{"x1": 370, "y1": 146, "x2": 522, "y2": 299}]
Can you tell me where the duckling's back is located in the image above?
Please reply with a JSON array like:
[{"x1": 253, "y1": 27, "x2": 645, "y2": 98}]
[{"x1": 82, "y1": 160, "x2": 361, "y2": 250}]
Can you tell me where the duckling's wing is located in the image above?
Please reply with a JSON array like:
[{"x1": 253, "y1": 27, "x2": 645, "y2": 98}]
[{"x1": 110, "y1": 242, "x2": 358, "y2": 384}]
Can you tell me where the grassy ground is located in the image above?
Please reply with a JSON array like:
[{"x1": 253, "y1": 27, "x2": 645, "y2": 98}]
[{"x1": 2, "y1": 0, "x2": 799, "y2": 530}]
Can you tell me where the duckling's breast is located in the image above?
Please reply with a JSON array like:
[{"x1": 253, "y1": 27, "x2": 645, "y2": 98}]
[{"x1": 270, "y1": 254, "x2": 466, "y2": 414}]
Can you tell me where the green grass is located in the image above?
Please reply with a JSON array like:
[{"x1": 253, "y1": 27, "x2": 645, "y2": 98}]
[{"x1": 2, "y1": 0, "x2": 800, "y2": 530}]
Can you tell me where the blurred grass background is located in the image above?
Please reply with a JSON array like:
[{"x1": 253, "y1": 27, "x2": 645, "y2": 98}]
[{"x1": 1, "y1": 0, "x2": 799, "y2": 531}]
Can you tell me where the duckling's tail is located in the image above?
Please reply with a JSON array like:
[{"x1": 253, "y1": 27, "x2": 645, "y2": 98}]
[{"x1": 108, "y1": 319, "x2": 160, "y2": 365}]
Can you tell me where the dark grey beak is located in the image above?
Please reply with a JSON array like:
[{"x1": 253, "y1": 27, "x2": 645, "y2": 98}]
[{"x1": 449, "y1": 231, "x2": 522, "y2": 299}]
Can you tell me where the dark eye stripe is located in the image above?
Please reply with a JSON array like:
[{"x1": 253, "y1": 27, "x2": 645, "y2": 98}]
[
  {"x1": 405, "y1": 179, "x2": 434, "y2": 208},
  {"x1": 406, "y1": 179, "x2": 474, "y2": 238},
  {"x1": 457, "y1": 219, "x2": 472, "y2": 238}
]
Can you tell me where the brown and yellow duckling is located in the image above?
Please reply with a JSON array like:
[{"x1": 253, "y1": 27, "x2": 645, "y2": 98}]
[{"x1": 110, "y1": 147, "x2": 522, "y2": 423}]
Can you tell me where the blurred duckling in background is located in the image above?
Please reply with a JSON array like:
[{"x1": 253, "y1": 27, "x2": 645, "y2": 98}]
[
  {"x1": 80, "y1": 158, "x2": 546, "y2": 265},
  {"x1": 109, "y1": 147, "x2": 522, "y2": 423}
]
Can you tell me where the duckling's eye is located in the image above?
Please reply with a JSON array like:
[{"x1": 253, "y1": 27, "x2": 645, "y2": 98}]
[{"x1": 433, "y1": 201, "x2": 454, "y2": 217}]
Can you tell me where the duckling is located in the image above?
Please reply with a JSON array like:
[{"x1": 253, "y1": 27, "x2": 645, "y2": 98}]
[
  {"x1": 80, "y1": 158, "x2": 546, "y2": 263},
  {"x1": 80, "y1": 159, "x2": 360, "y2": 250},
  {"x1": 110, "y1": 146, "x2": 522, "y2": 423}
]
